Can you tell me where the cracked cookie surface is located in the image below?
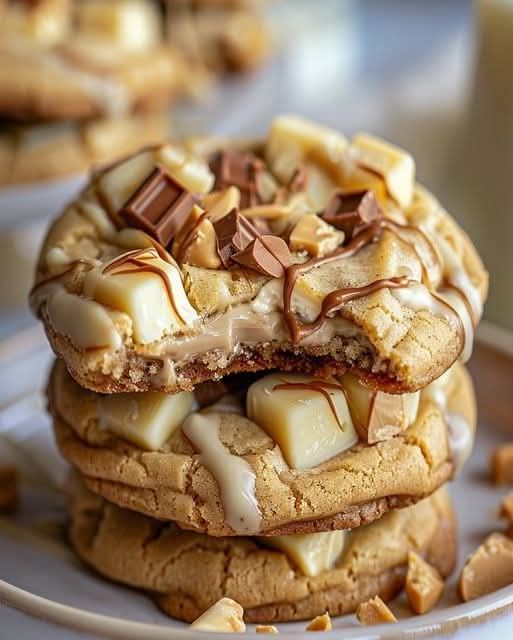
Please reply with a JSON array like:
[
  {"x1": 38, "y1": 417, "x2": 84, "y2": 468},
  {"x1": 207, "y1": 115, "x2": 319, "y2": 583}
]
[
  {"x1": 69, "y1": 483, "x2": 456, "y2": 623},
  {"x1": 31, "y1": 117, "x2": 487, "y2": 394},
  {"x1": 49, "y1": 359, "x2": 475, "y2": 536}
]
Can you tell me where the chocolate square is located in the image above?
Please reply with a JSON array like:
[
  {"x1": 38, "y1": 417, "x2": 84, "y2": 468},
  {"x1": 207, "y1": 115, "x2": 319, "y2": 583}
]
[{"x1": 120, "y1": 166, "x2": 196, "y2": 247}]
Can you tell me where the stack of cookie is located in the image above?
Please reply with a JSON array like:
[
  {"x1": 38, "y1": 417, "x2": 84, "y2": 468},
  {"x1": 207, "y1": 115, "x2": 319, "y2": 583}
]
[
  {"x1": 31, "y1": 115, "x2": 487, "y2": 626},
  {"x1": 0, "y1": 0, "x2": 270, "y2": 187}
]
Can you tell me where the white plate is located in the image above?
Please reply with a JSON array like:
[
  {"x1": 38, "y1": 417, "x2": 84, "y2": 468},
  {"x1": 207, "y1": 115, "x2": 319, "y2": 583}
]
[{"x1": 1, "y1": 323, "x2": 513, "y2": 639}]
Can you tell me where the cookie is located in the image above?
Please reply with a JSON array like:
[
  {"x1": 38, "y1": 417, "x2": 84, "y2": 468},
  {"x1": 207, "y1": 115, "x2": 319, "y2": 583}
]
[
  {"x1": 164, "y1": 2, "x2": 271, "y2": 72},
  {"x1": 0, "y1": 0, "x2": 187, "y2": 121},
  {"x1": 69, "y1": 483, "x2": 456, "y2": 623},
  {"x1": 31, "y1": 116, "x2": 488, "y2": 394},
  {"x1": 0, "y1": 113, "x2": 169, "y2": 187},
  {"x1": 48, "y1": 358, "x2": 475, "y2": 536}
]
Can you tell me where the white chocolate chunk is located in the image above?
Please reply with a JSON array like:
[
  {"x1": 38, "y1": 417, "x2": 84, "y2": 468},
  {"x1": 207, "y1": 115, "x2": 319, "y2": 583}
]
[
  {"x1": 342, "y1": 373, "x2": 419, "y2": 444},
  {"x1": 190, "y1": 597, "x2": 245, "y2": 632},
  {"x1": 260, "y1": 530, "x2": 345, "y2": 577},
  {"x1": 96, "y1": 150, "x2": 154, "y2": 215},
  {"x1": 83, "y1": 249, "x2": 198, "y2": 344},
  {"x1": 246, "y1": 373, "x2": 358, "y2": 469},
  {"x1": 76, "y1": 0, "x2": 160, "y2": 51},
  {"x1": 97, "y1": 390, "x2": 194, "y2": 450},
  {"x1": 266, "y1": 115, "x2": 348, "y2": 183},
  {"x1": 351, "y1": 133, "x2": 415, "y2": 208},
  {"x1": 47, "y1": 289, "x2": 121, "y2": 350},
  {"x1": 157, "y1": 146, "x2": 214, "y2": 194}
]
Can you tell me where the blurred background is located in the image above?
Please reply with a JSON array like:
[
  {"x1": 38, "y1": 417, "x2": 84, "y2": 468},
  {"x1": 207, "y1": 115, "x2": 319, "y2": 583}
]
[{"x1": 0, "y1": 0, "x2": 510, "y2": 340}]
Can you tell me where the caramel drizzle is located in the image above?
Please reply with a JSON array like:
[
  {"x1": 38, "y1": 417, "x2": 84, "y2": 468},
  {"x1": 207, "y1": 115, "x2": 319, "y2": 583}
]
[
  {"x1": 273, "y1": 380, "x2": 347, "y2": 430},
  {"x1": 176, "y1": 210, "x2": 210, "y2": 264},
  {"x1": 282, "y1": 216, "x2": 469, "y2": 346},
  {"x1": 381, "y1": 219, "x2": 440, "y2": 287},
  {"x1": 283, "y1": 221, "x2": 384, "y2": 343},
  {"x1": 102, "y1": 248, "x2": 188, "y2": 325},
  {"x1": 29, "y1": 258, "x2": 97, "y2": 300},
  {"x1": 385, "y1": 219, "x2": 480, "y2": 328}
]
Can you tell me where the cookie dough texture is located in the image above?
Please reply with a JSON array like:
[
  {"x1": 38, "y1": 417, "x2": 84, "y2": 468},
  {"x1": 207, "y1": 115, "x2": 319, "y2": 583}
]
[
  {"x1": 0, "y1": 114, "x2": 168, "y2": 186},
  {"x1": 69, "y1": 485, "x2": 456, "y2": 623},
  {"x1": 48, "y1": 359, "x2": 475, "y2": 536},
  {"x1": 32, "y1": 131, "x2": 488, "y2": 395}
]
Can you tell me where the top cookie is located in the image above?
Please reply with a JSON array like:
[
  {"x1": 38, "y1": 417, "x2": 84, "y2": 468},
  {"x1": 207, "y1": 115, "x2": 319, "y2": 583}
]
[
  {"x1": 31, "y1": 115, "x2": 488, "y2": 394},
  {"x1": 0, "y1": 0, "x2": 187, "y2": 121}
]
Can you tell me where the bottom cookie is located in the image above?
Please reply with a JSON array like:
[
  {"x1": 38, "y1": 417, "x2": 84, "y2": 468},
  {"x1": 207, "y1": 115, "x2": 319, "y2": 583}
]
[{"x1": 69, "y1": 483, "x2": 456, "y2": 624}]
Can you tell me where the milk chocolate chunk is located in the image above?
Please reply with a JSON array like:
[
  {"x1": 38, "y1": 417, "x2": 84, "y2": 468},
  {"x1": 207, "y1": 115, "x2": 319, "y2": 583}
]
[
  {"x1": 321, "y1": 190, "x2": 382, "y2": 241},
  {"x1": 210, "y1": 150, "x2": 265, "y2": 209},
  {"x1": 120, "y1": 166, "x2": 197, "y2": 247},
  {"x1": 213, "y1": 208, "x2": 258, "y2": 267},
  {"x1": 232, "y1": 235, "x2": 292, "y2": 278}
]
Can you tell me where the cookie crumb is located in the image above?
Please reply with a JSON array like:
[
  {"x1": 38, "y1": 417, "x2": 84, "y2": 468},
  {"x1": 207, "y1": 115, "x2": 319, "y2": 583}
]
[
  {"x1": 0, "y1": 466, "x2": 18, "y2": 512},
  {"x1": 356, "y1": 596, "x2": 397, "y2": 625},
  {"x1": 306, "y1": 612, "x2": 331, "y2": 632},
  {"x1": 189, "y1": 597, "x2": 245, "y2": 632},
  {"x1": 256, "y1": 625, "x2": 279, "y2": 634},
  {"x1": 406, "y1": 551, "x2": 444, "y2": 614},
  {"x1": 460, "y1": 532, "x2": 513, "y2": 601},
  {"x1": 491, "y1": 444, "x2": 513, "y2": 485}
]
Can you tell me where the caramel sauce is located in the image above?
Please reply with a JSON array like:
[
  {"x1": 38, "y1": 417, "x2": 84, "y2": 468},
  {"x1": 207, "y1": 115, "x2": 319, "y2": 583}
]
[
  {"x1": 102, "y1": 248, "x2": 188, "y2": 324},
  {"x1": 273, "y1": 380, "x2": 347, "y2": 430},
  {"x1": 283, "y1": 221, "x2": 385, "y2": 343}
]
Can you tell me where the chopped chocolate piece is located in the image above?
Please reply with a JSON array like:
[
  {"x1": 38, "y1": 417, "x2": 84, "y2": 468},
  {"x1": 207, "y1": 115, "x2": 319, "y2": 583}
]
[
  {"x1": 321, "y1": 190, "x2": 382, "y2": 242},
  {"x1": 232, "y1": 235, "x2": 292, "y2": 278},
  {"x1": 120, "y1": 166, "x2": 197, "y2": 247},
  {"x1": 213, "y1": 208, "x2": 259, "y2": 267},
  {"x1": 288, "y1": 165, "x2": 308, "y2": 193},
  {"x1": 209, "y1": 150, "x2": 265, "y2": 208}
]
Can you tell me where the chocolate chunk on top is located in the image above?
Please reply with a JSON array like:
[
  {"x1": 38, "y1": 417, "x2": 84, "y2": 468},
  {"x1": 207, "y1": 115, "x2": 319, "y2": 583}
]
[
  {"x1": 213, "y1": 208, "x2": 259, "y2": 267},
  {"x1": 232, "y1": 235, "x2": 292, "y2": 278},
  {"x1": 209, "y1": 150, "x2": 265, "y2": 209},
  {"x1": 321, "y1": 189, "x2": 382, "y2": 241},
  {"x1": 120, "y1": 166, "x2": 197, "y2": 248}
]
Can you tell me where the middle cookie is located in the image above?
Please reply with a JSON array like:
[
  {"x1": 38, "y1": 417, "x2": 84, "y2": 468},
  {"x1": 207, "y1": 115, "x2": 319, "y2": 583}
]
[{"x1": 48, "y1": 359, "x2": 475, "y2": 537}]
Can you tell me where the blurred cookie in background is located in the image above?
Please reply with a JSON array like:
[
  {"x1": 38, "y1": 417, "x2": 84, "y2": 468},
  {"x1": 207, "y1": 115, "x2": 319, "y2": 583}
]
[
  {"x1": 0, "y1": 112, "x2": 168, "y2": 186},
  {"x1": 0, "y1": 0, "x2": 187, "y2": 121},
  {"x1": 163, "y1": 0, "x2": 272, "y2": 74}
]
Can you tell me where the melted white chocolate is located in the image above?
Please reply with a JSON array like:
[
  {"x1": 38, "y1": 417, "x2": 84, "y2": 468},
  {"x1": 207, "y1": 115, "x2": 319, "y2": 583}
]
[
  {"x1": 47, "y1": 288, "x2": 121, "y2": 350},
  {"x1": 418, "y1": 218, "x2": 483, "y2": 323},
  {"x1": 392, "y1": 281, "x2": 474, "y2": 363},
  {"x1": 423, "y1": 367, "x2": 473, "y2": 474},
  {"x1": 391, "y1": 283, "x2": 460, "y2": 327},
  {"x1": 439, "y1": 287, "x2": 474, "y2": 363},
  {"x1": 181, "y1": 413, "x2": 262, "y2": 535}
]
